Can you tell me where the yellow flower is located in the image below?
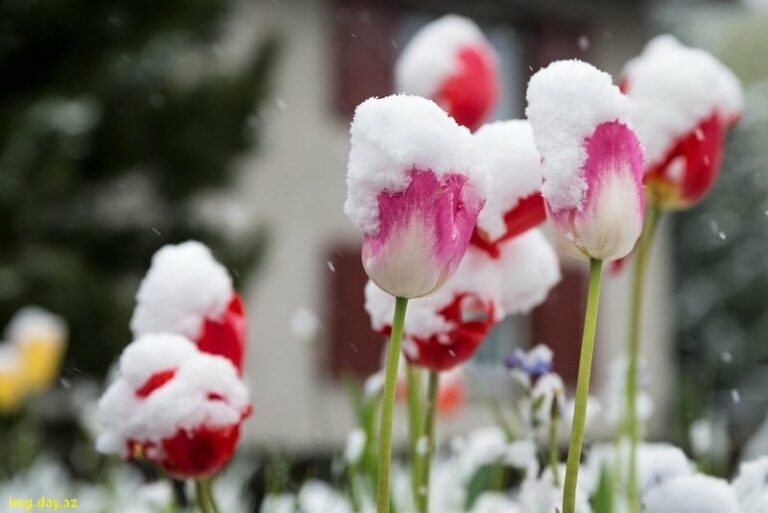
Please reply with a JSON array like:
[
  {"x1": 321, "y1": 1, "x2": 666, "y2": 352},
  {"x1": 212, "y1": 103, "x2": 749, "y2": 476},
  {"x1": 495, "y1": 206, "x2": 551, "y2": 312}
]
[
  {"x1": 7, "y1": 307, "x2": 68, "y2": 393},
  {"x1": 0, "y1": 343, "x2": 26, "y2": 414}
]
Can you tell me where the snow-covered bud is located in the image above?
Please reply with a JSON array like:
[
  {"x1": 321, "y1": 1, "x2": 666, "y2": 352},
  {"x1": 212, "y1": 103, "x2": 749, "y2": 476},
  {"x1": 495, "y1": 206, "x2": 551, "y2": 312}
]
[
  {"x1": 622, "y1": 35, "x2": 743, "y2": 210},
  {"x1": 345, "y1": 95, "x2": 487, "y2": 298},
  {"x1": 131, "y1": 241, "x2": 247, "y2": 372},
  {"x1": 526, "y1": 60, "x2": 645, "y2": 262},
  {"x1": 6, "y1": 306, "x2": 68, "y2": 392},
  {"x1": 471, "y1": 120, "x2": 547, "y2": 257},
  {"x1": 96, "y1": 334, "x2": 251, "y2": 478},
  {"x1": 396, "y1": 15, "x2": 498, "y2": 131}
]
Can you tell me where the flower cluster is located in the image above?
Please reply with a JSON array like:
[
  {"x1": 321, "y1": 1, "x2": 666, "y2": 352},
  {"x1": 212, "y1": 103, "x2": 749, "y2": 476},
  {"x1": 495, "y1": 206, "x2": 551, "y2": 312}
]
[
  {"x1": 97, "y1": 241, "x2": 250, "y2": 479},
  {"x1": 0, "y1": 307, "x2": 67, "y2": 414}
]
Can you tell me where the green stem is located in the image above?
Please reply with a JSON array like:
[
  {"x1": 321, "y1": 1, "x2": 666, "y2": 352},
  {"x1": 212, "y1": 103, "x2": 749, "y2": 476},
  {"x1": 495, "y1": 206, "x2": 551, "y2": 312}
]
[
  {"x1": 562, "y1": 258, "x2": 603, "y2": 513},
  {"x1": 625, "y1": 206, "x2": 661, "y2": 513},
  {"x1": 376, "y1": 297, "x2": 409, "y2": 513},
  {"x1": 406, "y1": 363, "x2": 424, "y2": 508},
  {"x1": 549, "y1": 410, "x2": 561, "y2": 488},
  {"x1": 416, "y1": 371, "x2": 439, "y2": 513},
  {"x1": 194, "y1": 478, "x2": 220, "y2": 513}
]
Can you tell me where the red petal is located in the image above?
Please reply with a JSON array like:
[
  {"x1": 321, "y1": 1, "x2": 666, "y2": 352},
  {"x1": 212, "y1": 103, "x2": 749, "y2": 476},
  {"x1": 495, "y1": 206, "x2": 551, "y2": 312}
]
[
  {"x1": 197, "y1": 293, "x2": 247, "y2": 373},
  {"x1": 405, "y1": 293, "x2": 495, "y2": 371},
  {"x1": 471, "y1": 192, "x2": 547, "y2": 257},
  {"x1": 435, "y1": 46, "x2": 498, "y2": 132},
  {"x1": 157, "y1": 424, "x2": 242, "y2": 478},
  {"x1": 135, "y1": 369, "x2": 177, "y2": 398}
]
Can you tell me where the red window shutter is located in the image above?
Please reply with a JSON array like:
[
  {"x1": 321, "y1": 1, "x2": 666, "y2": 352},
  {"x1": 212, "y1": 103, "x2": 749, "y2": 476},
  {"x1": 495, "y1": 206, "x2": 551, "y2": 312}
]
[
  {"x1": 326, "y1": 245, "x2": 386, "y2": 379},
  {"x1": 332, "y1": 0, "x2": 397, "y2": 119},
  {"x1": 530, "y1": 265, "x2": 589, "y2": 386}
]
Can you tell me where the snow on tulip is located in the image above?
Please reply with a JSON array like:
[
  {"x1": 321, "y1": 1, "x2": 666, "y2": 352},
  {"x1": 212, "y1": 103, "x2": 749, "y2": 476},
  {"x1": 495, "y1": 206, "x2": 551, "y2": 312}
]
[
  {"x1": 471, "y1": 120, "x2": 547, "y2": 257},
  {"x1": 345, "y1": 95, "x2": 487, "y2": 300},
  {"x1": 622, "y1": 35, "x2": 743, "y2": 209},
  {"x1": 733, "y1": 457, "x2": 768, "y2": 513},
  {"x1": 395, "y1": 15, "x2": 498, "y2": 131},
  {"x1": 131, "y1": 241, "x2": 247, "y2": 372},
  {"x1": 96, "y1": 333, "x2": 251, "y2": 479},
  {"x1": 526, "y1": 59, "x2": 645, "y2": 262}
]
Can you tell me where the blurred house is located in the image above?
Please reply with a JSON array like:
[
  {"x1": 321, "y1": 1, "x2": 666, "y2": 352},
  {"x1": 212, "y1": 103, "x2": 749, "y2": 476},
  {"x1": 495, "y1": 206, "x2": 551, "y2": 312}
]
[{"x1": 212, "y1": 0, "x2": 677, "y2": 452}]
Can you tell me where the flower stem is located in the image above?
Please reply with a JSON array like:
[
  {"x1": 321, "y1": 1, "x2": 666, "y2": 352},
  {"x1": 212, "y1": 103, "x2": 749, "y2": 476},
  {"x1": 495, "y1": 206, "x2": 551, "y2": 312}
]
[
  {"x1": 624, "y1": 205, "x2": 661, "y2": 513},
  {"x1": 377, "y1": 296, "x2": 409, "y2": 513},
  {"x1": 406, "y1": 364, "x2": 424, "y2": 508},
  {"x1": 549, "y1": 409, "x2": 561, "y2": 488},
  {"x1": 562, "y1": 258, "x2": 603, "y2": 513},
  {"x1": 194, "y1": 477, "x2": 220, "y2": 513},
  {"x1": 416, "y1": 370, "x2": 439, "y2": 513}
]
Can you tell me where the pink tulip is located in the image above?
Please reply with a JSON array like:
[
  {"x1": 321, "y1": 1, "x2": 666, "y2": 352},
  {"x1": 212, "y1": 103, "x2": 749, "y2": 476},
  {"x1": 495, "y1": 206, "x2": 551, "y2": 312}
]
[
  {"x1": 345, "y1": 95, "x2": 487, "y2": 298},
  {"x1": 526, "y1": 60, "x2": 645, "y2": 262}
]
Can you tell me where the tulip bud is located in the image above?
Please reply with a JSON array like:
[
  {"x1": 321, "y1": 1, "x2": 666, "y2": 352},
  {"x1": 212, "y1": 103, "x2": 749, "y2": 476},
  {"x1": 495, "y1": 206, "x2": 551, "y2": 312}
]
[
  {"x1": 395, "y1": 15, "x2": 498, "y2": 131},
  {"x1": 345, "y1": 95, "x2": 487, "y2": 298},
  {"x1": 96, "y1": 334, "x2": 251, "y2": 479},
  {"x1": 622, "y1": 36, "x2": 743, "y2": 210},
  {"x1": 6, "y1": 307, "x2": 67, "y2": 393},
  {"x1": 131, "y1": 241, "x2": 247, "y2": 372},
  {"x1": 471, "y1": 120, "x2": 547, "y2": 257},
  {"x1": 526, "y1": 60, "x2": 645, "y2": 262}
]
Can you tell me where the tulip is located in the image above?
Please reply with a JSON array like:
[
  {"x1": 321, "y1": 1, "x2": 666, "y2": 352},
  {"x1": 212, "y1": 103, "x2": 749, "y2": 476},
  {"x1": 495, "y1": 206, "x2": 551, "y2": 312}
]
[
  {"x1": 395, "y1": 15, "x2": 498, "y2": 131},
  {"x1": 622, "y1": 35, "x2": 743, "y2": 210},
  {"x1": 346, "y1": 95, "x2": 486, "y2": 300},
  {"x1": 345, "y1": 94, "x2": 488, "y2": 513},
  {"x1": 618, "y1": 37, "x2": 743, "y2": 513},
  {"x1": 526, "y1": 60, "x2": 645, "y2": 263},
  {"x1": 6, "y1": 307, "x2": 67, "y2": 393},
  {"x1": 526, "y1": 59, "x2": 645, "y2": 513},
  {"x1": 131, "y1": 241, "x2": 247, "y2": 372},
  {"x1": 471, "y1": 120, "x2": 547, "y2": 258},
  {"x1": 96, "y1": 333, "x2": 251, "y2": 479}
]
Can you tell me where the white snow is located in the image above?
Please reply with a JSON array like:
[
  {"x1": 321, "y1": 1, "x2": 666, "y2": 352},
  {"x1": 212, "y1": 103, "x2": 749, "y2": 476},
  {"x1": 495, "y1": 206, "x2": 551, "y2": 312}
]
[
  {"x1": 732, "y1": 457, "x2": 768, "y2": 513},
  {"x1": 474, "y1": 121, "x2": 543, "y2": 242},
  {"x1": 495, "y1": 229, "x2": 561, "y2": 315},
  {"x1": 526, "y1": 60, "x2": 632, "y2": 213},
  {"x1": 5, "y1": 306, "x2": 67, "y2": 347},
  {"x1": 470, "y1": 492, "x2": 520, "y2": 513},
  {"x1": 130, "y1": 241, "x2": 233, "y2": 340},
  {"x1": 96, "y1": 333, "x2": 249, "y2": 458},
  {"x1": 644, "y1": 474, "x2": 740, "y2": 513},
  {"x1": 345, "y1": 95, "x2": 484, "y2": 235},
  {"x1": 343, "y1": 428, "x2": 367, "y2": 464},
  {"x1": 623, "y1": 35, "x2": 743, "y2": 166},
  {"x1": 531, "y1": 373, "x2": 565, "y2": 426},
  {"x1": 395, "y1": 15, "x2": 491, "y2": 99},
  {"x1": 289, "y1": 306, "x2": 320, "y2": 341}
]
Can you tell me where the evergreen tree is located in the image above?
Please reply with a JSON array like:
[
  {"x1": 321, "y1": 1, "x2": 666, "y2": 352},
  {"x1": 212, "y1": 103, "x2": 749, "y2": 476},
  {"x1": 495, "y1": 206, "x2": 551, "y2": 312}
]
[{"x1": 0, "y1": 0, "x2": 278, "y2": 376}]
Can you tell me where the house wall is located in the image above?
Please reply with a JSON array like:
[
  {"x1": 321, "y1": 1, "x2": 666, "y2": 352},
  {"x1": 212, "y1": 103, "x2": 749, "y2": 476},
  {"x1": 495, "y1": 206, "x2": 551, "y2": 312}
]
[{"x1": 212, "y1": 0, "x2": 674, "y2": 451}]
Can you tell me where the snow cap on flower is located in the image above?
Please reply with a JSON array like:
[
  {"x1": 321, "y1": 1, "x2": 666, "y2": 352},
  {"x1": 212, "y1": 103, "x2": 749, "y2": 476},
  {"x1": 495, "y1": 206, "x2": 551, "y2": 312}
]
[
  {"x1": 505, "y1": 344, "x2": 553, "y2": 377},
  {"x1": 131, "y1": 241, "x2": 246, "y2": 371},
  {"x1": 346, "y1": 95, "x2": 487, "y2": 298},
  {"x1": 623, "y1": 36, "x2": 743, "y2": 208},
  {"x1": 96, "y1": 333, "x2": 250, "y2": 478},
  {"x1": 644, "y1": 474, "x2": 740, "y2": 513},
  {"x1": 131, "y1": 242, "x2": 232, "y2": 339},
  {"x1": 473, "y1": 121, "x2": 546, "y2": 249},
  {"x1": 526, "y1": 60, "x2": 645, "y2": 262},
  {"x1": 395, "y1": 15, "x2": 498, "y2": 131}
]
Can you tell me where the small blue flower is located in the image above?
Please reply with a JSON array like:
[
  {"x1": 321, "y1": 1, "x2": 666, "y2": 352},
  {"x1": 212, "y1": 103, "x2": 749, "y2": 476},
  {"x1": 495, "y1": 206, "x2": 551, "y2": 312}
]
[{"x1": 504, "y1": 345, "x2": 553, "y2": 377}]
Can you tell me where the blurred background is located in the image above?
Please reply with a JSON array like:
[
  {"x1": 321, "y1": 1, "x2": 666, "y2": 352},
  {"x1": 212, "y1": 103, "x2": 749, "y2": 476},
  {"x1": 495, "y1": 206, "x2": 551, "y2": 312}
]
[{"x1": 1, "y1": 0, "x2": 767, "y2": 506}]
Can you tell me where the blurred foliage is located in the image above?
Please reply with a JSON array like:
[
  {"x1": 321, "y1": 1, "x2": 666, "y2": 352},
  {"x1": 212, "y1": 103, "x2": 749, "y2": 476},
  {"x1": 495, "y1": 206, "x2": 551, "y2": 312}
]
[
  {"x1": 671, "y1": 9, "x2": 768, "y2": 456},
  {"x1": 0, "y1": 0, "x2": 279, "y2": 377}
]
